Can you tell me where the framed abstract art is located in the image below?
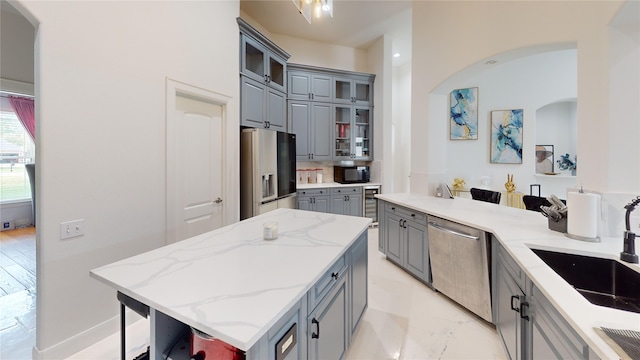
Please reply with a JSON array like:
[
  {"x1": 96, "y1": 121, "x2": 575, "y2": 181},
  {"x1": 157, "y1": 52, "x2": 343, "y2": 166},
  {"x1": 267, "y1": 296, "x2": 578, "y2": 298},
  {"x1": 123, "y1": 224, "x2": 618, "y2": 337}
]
[
  {"x1": 490, "y1": 109, "x2": 523, "y2": 164},
  {"x1": 450, "y1": 87, "x2": 478, "y2": 140}
]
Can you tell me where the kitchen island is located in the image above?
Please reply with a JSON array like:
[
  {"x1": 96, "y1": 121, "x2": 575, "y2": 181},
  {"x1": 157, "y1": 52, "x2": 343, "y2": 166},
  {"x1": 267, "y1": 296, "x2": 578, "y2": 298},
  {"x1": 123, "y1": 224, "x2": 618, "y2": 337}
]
[
  {"x1": 91, "y1": 208, "x2": 371, "y2": 359},
  {"x1": 377, "y1": 192, "x2": 640, "y2": 360}
]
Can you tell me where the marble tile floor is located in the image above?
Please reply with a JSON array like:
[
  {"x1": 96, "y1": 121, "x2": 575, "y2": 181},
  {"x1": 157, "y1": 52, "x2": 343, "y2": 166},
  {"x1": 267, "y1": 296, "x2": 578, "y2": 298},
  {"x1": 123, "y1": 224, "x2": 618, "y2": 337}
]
[{"x1": 5, "y1": 228, "x2": 507, "y2": 359}]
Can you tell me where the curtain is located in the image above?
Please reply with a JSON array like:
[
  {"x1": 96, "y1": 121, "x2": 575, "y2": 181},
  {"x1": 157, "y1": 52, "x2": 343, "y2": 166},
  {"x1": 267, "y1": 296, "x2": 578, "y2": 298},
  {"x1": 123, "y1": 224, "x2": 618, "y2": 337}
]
[{"x1": 9, "y1": 96, "x2": 35, "y2": 142}]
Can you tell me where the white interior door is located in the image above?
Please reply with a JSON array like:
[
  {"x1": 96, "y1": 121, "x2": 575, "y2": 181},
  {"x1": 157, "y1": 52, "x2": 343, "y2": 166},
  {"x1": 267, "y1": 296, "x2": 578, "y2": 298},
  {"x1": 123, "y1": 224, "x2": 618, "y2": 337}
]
[{"x1": 170, "y1": 94, "x2": 224, "y2": 242}]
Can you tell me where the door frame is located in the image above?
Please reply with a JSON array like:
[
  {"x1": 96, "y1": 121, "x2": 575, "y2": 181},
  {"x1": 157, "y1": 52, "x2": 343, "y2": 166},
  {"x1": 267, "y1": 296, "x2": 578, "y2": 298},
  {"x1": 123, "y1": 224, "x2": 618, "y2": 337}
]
[{"x1": 165, "y1": 78, "x2": 232, "y2": 244}]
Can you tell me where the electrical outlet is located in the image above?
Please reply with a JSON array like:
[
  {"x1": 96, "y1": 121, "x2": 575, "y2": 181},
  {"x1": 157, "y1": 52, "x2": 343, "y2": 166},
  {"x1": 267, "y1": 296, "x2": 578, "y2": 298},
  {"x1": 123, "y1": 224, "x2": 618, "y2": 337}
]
[
  {"x1": 2, "y1": 220, "x2": 15, "y2": 231},
  {"x1": 60, "y1": 219, "x2": 85, "y2": 240}
]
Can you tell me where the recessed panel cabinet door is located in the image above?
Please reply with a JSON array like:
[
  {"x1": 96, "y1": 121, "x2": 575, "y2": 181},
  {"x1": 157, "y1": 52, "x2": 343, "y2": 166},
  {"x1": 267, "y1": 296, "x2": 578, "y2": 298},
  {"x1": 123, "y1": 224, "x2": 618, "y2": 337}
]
[
  {"x1": 311, "y1": 103, "x2": 332, "y2": 160},
  {"x1": 405, "y1": 220, "x2": 429, "y2": 281},
  {"x1": 495, "y1": 259, "x2": 524, "y2": 360},
  {"x1": 308, "y1": 275, "x2": 348, "y2": 360},
  {"x1": 241, "y1": 76, "x2": 265, "y2": 128},
  {"x1": 267, "y1": 88, "x2": 286, "y2": 130},
  {"x1": 385, "y1": 213, "x2": 403, "y2": 264}
]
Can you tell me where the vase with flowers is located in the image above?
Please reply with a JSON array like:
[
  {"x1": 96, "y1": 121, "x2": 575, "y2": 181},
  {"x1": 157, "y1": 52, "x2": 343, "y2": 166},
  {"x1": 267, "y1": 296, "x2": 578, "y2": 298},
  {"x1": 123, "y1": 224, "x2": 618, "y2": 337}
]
[{"x1": 557, "y1": 153, "x2": 577, "y2": 175}]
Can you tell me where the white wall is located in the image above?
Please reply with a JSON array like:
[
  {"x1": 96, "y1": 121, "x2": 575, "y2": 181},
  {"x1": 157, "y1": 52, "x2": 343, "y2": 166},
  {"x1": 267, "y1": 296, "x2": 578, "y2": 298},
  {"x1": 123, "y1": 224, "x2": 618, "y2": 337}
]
[
  {"x1": 438, "y1": 50, "x2": 578, "y2": 198},
  {"x1": 411, "y1": 0, "x2": 628, "y2": 196},
  {"x1": 391, "y1": 61, "x2": 411, "y2": 193},
  {"x1": 11, "y1": 1, "x2": 240, "y2": 357},
  {"x1": 0, "y1": 4, "x2": 34, "y2": 84}
]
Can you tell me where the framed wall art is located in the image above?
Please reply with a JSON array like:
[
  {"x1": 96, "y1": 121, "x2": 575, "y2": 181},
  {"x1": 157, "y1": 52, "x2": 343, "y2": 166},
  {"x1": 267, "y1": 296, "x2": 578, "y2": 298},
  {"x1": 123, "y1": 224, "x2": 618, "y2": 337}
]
[
  {"x1": 490, "y1": 109, "x2": 523, "y2": 164},
  {"x1": 450, "y1": 87, "x2": 478, "y2": 140},
  {"x1": 535, "y1": 145, "x2": 554, "y2": 174}
]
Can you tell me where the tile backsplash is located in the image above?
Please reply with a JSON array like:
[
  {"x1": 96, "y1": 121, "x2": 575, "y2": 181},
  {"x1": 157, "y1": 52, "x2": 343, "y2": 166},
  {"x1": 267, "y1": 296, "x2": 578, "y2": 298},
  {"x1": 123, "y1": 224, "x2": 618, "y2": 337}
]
[{"x1": 296, "y1": 162, "x2": 334, "y2": 184}]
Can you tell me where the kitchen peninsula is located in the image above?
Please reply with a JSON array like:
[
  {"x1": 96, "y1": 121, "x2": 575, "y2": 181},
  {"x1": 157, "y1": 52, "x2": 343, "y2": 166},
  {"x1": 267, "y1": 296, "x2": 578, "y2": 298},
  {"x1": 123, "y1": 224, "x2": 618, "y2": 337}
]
[
  {"x1": 377, "y1": 192, "x2": 640, "y2": 360},
  {"x1": 91, "y1": 209, "x2": 371, "y2": 359}
]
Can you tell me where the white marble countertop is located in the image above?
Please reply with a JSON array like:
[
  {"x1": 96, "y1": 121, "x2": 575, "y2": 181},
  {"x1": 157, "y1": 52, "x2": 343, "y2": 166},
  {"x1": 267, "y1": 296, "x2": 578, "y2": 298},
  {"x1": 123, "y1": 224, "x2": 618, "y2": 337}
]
[
  {"x1": 90, "y1": 208, "x2": 371, "y2": 351},
  {"x1": 376, "y1": 192, "x2": 640, "y2": 360},
  {"x1": 297, "y1": 181, "x2": 382, "y2": 190}
]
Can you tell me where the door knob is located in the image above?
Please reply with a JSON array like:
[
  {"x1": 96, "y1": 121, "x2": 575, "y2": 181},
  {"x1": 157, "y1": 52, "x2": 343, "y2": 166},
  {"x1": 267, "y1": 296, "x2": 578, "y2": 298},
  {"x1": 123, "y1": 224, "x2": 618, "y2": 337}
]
[{"x1": 214, "y1": 197, "x2": 223, "y2": 204}]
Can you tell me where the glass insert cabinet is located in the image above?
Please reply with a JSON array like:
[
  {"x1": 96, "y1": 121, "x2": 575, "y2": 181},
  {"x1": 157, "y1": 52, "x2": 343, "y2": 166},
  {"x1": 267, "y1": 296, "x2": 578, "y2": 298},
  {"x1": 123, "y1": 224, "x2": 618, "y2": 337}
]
[{"x1": 335, "y1": 105, "x2": 372, "y2": 160}]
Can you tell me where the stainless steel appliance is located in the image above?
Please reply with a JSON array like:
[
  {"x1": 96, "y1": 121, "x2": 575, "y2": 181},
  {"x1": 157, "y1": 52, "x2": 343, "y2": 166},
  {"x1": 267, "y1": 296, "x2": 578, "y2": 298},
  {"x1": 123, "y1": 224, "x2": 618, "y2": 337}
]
[
  {"x1": 363, "y1": 185, "x2": 380, "y2": 226},
  {"x1": 240, "y1": 128, "x2": 296, "y2": 220},
  {"x1": 334, "y1": 165, "x2": 370, "y2": 184},
  {"x1": 427, "y1": 216, "x2": 492, "y2": 322}
]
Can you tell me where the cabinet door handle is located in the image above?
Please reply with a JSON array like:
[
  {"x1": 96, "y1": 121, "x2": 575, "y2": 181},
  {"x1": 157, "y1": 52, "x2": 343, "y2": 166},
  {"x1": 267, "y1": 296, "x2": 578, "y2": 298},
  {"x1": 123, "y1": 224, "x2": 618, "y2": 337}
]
[
  {"x1": 311, "y1": 154, "x2": 314, "y2": 160},
  {"x1": 398, "y1": 219, "x2": 403, "y2": 228},
  {"x1": 347, "y1": 195, "x2": 350, "y2": 201},
  {"x1": 309, "y1": 93, "x2": 312, "y2": 100},
  {"x1": 311, "y1": 93, "x2": 315, "y2": 100},
  {"x1": 311, "y1": 318, "x2": 320, "y2": 339},
  {"x1": 344, "y1": 195, "x2": 347, "y2": 202},
  {"x1": 331, "y1": 272, "x2": 338, "y2": 279},
  {"x1": 402, "y1": 220, "x2": 407, "y2": 229},
  {"x1": 391, "y1": 207, "x2": 396, "y2": 210},
  {"x1": 520, "y1": 301, "x2": 530, "y2": 321},
  {"x1": 510, "y1": 295, "x2": 520, "y2": 312}
]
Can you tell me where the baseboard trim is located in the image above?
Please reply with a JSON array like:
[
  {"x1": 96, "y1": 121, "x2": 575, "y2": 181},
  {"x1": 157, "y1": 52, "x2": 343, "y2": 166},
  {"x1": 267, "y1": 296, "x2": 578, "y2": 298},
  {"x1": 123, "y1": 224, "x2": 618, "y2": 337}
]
[{"x1": 32, "y1": 310, "x2": 146, "y2": 359}]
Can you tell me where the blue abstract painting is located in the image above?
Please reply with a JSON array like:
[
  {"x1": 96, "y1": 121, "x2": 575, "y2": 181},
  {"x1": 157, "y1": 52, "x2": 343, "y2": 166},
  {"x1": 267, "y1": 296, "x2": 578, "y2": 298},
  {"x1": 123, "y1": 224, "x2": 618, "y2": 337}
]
[
  {"x1": 491, "y1": 109, "x2": 523, "y2": 164},
  {"x1": 450, "y1": 87, "x2": 478, "y2": 140}
]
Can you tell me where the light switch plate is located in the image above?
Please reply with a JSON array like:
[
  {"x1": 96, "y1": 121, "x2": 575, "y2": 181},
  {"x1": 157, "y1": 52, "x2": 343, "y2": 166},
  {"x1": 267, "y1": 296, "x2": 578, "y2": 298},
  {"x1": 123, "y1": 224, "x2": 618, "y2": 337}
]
[{"x1": 60, "y1": 219, "x2": 85, "y2": 240}]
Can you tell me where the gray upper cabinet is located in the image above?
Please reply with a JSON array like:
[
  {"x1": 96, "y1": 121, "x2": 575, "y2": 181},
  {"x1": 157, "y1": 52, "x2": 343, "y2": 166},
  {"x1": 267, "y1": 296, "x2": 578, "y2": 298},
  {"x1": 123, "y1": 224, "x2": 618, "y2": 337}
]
[
  {"x1": 333, "y1": 76, "x2": 373, "y2": 105},
  {"x1": 240, "y1": 32, "x2": 287, "y2": 94},
  {"x1": 289, "y1": 101, "x2": 333, "y2": 161},
  {"x1": 287, "y1": 64, "x2": 375, "y2": 161},
  {"x1": 288, "y1": 71, "x2": 332, "y2": 102},
  {"x1": 238, "y1": 18, "x2": 290, "y2": 130},
  {"x1": 334, "y1": 105, "x2": 372, "y2": 161},
  {"x1": 242, "y1": 76, "x2": 286, "y2": 131}
]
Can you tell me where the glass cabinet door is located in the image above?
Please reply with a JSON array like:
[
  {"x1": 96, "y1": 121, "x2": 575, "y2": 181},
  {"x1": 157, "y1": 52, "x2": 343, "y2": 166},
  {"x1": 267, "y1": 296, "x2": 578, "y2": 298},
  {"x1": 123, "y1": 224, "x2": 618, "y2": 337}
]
[
  {"x1": 354, "y1": 107, "x2": 371, "y2": 159},
  {"x1": 354, "y1": 81, "x2": 372, "y2": 104},
  {"x1": 242, "y1": 35, "x2": 266, "y2": 83},
  {"x1": 268, "y1": 54, "x2": 286, "y2": 92},
  {"x1": 334, "y1": 105, "x2": 352, "y2": 159},
  {"x1": 334, "y1": 78, "x2": 352, "y2": 104}
]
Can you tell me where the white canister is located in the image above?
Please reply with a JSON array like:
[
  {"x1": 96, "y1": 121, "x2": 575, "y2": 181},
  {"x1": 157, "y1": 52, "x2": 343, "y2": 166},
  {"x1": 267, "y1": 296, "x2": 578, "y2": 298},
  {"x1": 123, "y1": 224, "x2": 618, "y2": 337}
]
[
  {"x1": 316, "y1": 169, "x2": 323, "y2": 183},
  {"x1": 263, "y1": 222, "x2": 278, "y2": 240}
]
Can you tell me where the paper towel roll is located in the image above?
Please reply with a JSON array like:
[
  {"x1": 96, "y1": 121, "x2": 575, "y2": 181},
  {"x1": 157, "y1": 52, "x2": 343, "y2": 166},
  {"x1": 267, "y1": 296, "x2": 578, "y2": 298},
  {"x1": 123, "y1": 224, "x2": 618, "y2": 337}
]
[{"x1": 567, "y1": 191, "x2": 600, "y2": 240}]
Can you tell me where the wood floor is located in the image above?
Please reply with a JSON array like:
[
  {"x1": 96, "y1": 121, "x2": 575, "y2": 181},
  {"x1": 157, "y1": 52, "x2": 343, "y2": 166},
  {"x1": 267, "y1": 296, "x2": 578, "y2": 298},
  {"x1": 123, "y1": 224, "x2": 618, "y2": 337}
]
[
  {"x1": 0, "y1": 227, "x2": 37, "y2": 360},
  {"x1": 0, "y1": 227, "x2": 36, "y2": 296}
]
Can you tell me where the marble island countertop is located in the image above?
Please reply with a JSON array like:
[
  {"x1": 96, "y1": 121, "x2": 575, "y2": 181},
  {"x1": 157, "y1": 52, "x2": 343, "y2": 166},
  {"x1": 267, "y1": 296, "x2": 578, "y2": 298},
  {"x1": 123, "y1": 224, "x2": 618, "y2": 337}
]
[
  {"x1": 90, "y1": 209, "x2": 371, "y2": 351},
  {"x1": 377, "y1": 192, "x2": 640, "y2": 360}
]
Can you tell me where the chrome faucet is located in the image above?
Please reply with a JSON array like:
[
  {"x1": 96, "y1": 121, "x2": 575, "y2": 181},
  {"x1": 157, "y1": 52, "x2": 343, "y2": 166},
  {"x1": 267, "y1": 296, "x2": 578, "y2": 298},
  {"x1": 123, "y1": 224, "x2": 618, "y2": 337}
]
[{"x1": 621, "y1": 196, "x2": 640, "y2": 263}]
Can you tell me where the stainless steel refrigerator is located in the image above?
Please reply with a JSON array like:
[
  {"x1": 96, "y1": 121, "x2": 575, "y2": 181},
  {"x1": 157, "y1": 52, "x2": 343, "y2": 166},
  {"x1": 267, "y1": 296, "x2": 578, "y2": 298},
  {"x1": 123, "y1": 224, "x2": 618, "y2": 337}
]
[{"x1": 240, "y1": 128, "x2": 297, "y2": 220}]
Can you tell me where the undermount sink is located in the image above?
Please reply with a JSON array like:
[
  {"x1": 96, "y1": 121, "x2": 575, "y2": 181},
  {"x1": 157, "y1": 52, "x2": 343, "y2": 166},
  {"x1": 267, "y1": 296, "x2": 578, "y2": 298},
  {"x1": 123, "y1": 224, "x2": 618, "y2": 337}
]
[{"x1": 531, "y1": 249, "x2": 640, "y2": 314}]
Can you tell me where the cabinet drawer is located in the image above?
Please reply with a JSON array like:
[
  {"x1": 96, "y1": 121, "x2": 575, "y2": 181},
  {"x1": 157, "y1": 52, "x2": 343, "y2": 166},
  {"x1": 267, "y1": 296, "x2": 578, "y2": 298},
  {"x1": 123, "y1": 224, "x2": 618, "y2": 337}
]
[
  {"x1": 298, "y1": 188, "x2": 329, "y2": 197},
  {"x1": 385, "y1": 203, "x2": 427, "y2": 225},
  {"x1": 308, "y1": 255, "x2": 347, "y2": 312},
  {"x1": 498, "y1": 244, "x2": 526, "y2": 290},
  {"x1": 330, "y1": 187, "x2": 362, "y2": 196}
]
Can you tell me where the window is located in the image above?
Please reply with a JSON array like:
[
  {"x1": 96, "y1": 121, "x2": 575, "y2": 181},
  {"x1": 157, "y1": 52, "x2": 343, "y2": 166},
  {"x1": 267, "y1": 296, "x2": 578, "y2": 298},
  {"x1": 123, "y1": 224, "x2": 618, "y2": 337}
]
[{"x1": 0, "y1": 104, "x2": 35, "y2": 203}]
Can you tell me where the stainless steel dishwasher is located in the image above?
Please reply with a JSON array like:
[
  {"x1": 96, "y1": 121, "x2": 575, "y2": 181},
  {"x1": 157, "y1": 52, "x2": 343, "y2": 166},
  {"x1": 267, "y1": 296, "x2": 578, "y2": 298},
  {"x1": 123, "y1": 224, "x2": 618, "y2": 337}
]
[{"x1": 428, "y1": 216, "x2": 492, "y2": 322}]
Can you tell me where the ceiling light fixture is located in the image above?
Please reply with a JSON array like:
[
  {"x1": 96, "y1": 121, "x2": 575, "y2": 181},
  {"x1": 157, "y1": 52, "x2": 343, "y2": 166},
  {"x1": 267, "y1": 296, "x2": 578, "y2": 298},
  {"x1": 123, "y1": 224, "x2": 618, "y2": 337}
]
[{"x1": 293, "y1": 0, "x2": 333, "y2": 24}]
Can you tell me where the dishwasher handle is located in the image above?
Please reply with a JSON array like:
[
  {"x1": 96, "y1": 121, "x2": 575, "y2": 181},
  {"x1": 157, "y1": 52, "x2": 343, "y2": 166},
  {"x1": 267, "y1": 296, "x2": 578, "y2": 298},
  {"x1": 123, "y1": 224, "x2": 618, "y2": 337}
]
[{"x1": 428, "y1": 222, "x2": 479, "y2": 241}]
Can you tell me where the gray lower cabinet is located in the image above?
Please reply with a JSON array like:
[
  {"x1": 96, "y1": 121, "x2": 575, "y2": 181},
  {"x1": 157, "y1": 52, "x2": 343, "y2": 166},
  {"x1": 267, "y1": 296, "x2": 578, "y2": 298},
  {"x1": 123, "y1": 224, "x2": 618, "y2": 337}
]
[
  {"x1": 307, "y1": 232, "x2": 368, "y2": 360},
  {"x1": 247, "y1": 233, "x2": 368, "y2": 360},
  {"x1": 307, "y1": 270, "x2": 348, "y2": 360},
  {"x1": 528, "y1": 283, "x2": 591, "y2": 359},
  {"x1": 349, "y1": 231, "x2": 368, "y2": 337},
  {"x1": 492, "y1": 239, "x2": 593, "y2": 360},
  {"x1": 298, "y1": 187, "x2": 365, "y2": 217},
  {"x1": 289, "y1": 101, "x2": 332, "y2": 161},
  {"x1": 380, "y1": 201, "x2": 430, "y2": 283},
  {"x1": 241, "y1": 75, "x2": 286, "y2": 131},
  {"x1": 331, "y1": 187, "x2": 363, "y2": 217},
  {"x1": 297, "y1": 189, "x2": 330, "y2": 213},
  {"x1": 493, "y1": 241, "x2": 527, "y2": 360}
]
